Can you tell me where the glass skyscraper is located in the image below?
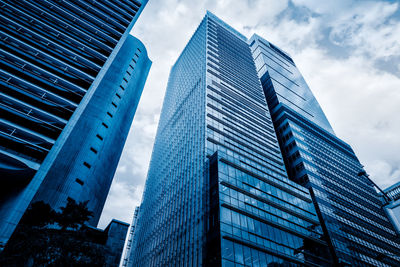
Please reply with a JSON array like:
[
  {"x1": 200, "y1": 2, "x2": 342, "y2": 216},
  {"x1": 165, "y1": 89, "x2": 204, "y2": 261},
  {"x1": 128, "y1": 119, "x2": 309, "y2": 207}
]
[
  {"x1": 130, "y1": 12, "x2": 333, "y2": 266},
  {"x1": 250, "y1": 35, "x2": 400, "y2": 266},
  {"x1": 0, "y1": 0, "x2": 151, "y2": 249},
  {"x1": 123, "y1": 206, "x2": 140, "y2": 267},
  {"x1": 383, "y1": 182, "x2": 400, "y2": 238}
]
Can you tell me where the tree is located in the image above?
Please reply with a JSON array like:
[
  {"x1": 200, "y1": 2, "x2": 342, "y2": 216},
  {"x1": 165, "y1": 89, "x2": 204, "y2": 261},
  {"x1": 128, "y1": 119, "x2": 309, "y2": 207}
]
[
  {"x1": 57, "y1": 198, "x2": 93, "y2": 230},
  {"x1": 19, "y1": 200, "x2": 56, "y2": 227},
  {"x1": 0, "y1": 199, "x2": 105, "y2": 267}
]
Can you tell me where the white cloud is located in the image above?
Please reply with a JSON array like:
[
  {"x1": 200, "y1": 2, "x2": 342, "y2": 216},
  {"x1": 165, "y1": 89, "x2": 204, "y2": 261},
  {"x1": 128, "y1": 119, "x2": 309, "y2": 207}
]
[
  {"x1": 253, "y1": 14, "x2": 321, "y2": 53},
  {"x1": 292, "y1": 0, "x2": 400, "y2": 60},
  {"x1": 329, "y1": 2, "x2": 400, "y2": 60},
  {"x1": 210, "y1": 0, "x2": 289, "y2": 31},
  {"x1": 99, "y1": 0, "x2": 400, "y2": 228},
  {"x1": 295, "y1": 47, "x2": 400, "y2": 187},
  {"x1": 98, "y1": 181, "x2": 144, "y2": 228},
  {"x1": 367, "y1": 160, "x2": 400, "y2": 188}
]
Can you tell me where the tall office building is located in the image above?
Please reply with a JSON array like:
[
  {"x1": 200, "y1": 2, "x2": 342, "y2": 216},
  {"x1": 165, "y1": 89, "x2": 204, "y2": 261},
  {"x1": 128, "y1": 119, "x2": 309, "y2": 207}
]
[
  {"x1": 249, "y1": 35, "x2": 400, "y2": 266},
  {"x1": 384, "y1": 182, "x2": 400, "y2": 201},
  {"x1": 382, "y1": 182, "x2": 400, "y2": 235},
  {"x1": 131, "y1": 12, "x2": 333, "y2": 266},
  {"x1": 123, "y1": 206, "x2": 140, "y2": 267},
  {"x1": 0, "y1": 0, "x2": 151, "y2": 248}
]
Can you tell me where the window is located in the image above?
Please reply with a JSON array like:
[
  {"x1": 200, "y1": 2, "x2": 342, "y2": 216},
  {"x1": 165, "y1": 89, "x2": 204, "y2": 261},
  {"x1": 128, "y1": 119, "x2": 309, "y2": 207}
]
[
  {"x1": 221, "y1": 207, "x2": 232, "y2": 223},
  {"x1": 90, "y1": 147, "x2": 98, "y2": 154},
  {"x1": 83, "y1": 162, "x2": 91, "y2": 169},
  {"x1": 221, "y1": 239, "x2": 234, "y2": 261},
  {"x1": 75, "y1": 178, "x2": 84, "y2": 186},
  {"x1": 269, "y1": 43, "x2": 295, "y2": 65},
  {"x1": 234, "y1": 243, "x2": 244, "y2": 264}
]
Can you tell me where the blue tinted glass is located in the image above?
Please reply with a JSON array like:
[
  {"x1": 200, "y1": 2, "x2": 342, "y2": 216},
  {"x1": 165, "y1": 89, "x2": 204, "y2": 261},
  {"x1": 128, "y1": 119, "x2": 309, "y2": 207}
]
[{"x1": 222, "y1": 239, "x2": 235, "y2": 261}]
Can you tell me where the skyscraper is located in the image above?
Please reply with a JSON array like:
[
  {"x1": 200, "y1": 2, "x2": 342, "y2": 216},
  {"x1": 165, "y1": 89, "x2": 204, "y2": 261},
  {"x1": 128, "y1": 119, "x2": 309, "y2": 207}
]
[
  {"x1": 102, "y1": 219, "x2": 130, "y2": 267},
  {"x1": 0, "y1": 0, "x2": 151, "y2": 248},
  {"x1": 382, "y1": 182, "x2": 400, "y2": 235},
  {"x1": 249, "y1": 34, "x2": 400, "y2": 266},
  {"x1": 130, "y1": 12, "x2": 333, "y2": 266},
  {"x1": 123, "y1": 206, "x2": 140, "y2": 267}
]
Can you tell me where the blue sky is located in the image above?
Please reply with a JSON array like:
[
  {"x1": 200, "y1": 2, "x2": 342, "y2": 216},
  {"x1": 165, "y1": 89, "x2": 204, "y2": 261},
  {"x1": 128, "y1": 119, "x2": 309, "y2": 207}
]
[{"x1": 98, "y1": 0, "x2": 400, "y2": 228}]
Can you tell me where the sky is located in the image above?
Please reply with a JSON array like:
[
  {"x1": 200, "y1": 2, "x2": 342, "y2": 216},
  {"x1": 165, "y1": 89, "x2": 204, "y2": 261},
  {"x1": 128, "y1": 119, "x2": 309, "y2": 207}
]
[{"x1": 98, "y1": 0, "x2": 400, "y2": 228}]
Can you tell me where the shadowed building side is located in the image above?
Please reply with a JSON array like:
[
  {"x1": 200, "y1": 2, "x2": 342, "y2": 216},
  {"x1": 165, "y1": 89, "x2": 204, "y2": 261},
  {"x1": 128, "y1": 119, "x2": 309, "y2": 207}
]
[
  {"x1": 32, "y1": 35, "x2": 151, "y2": 226},
  {"x1": 0, "y1": 0, "x2": 150, "y2": 249}
]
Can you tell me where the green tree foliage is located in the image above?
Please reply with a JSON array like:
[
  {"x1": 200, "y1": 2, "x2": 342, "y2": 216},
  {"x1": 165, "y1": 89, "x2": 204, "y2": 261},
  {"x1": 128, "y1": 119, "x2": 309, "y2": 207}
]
[{"x1": 0, "y1": 199, "x2": 105, "y2": 267}]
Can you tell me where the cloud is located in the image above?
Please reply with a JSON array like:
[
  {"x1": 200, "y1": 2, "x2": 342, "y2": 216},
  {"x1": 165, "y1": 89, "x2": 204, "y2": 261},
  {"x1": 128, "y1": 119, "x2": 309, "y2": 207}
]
[
  {"x1": 291, "y1": 1, "x2": 400, "y2": 70},
  {"x1": 367, "y1": 160, "x2": 400, "y2": 188},
  {"x1": 295, "y1": 46, "x2": 400, "y2": 187},
  {"x1": 328, "y1": 2, "x2": 400, "y2": 60},
  {"x1": 99, "y1": 0, "x2": 400, "y2": 228}
]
